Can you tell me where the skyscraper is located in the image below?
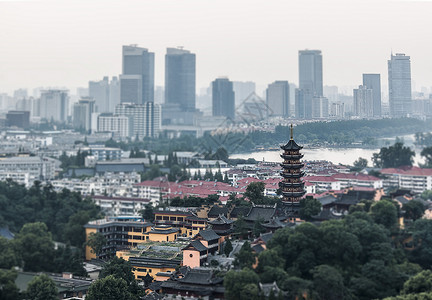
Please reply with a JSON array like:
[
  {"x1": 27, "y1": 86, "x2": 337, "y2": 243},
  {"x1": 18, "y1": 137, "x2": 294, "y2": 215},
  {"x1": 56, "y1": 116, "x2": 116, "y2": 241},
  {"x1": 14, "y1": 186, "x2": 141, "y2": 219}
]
[
  {"x1": 73, "y1": 97, "x2": 95, "y2": 132},
  {"x1": 165, "y1": 47, "x2": 196, "y2": 111},
  {"x1": 266, "y1": 81, "x2": 290, "y2": 118},
  {"x1": 299, "y1": 50, "x2": 323, "y2": 97},
  {"x1": 120, "y1": 45, "x2": 155, "y2": 104},
  {"x1": 388, "y1": 53, "x2": 412, "y2": 117},
  {"x1": 212, "y1": 78, "x2": 235, "y2": 119},
  {"x1": 363, "y1": 74, "x2": 381, "y2": 117},
  {"x1": 39, "y1": 90, "x2": 69, "y2": 122},
  {"x1": 89, "y1": 77, "x2": 109, "y2": 113},
  {"x1": 298, "y1": 50, "x2": 323, "y2": 119},
  {"x1": 353, "y1": 85, "x2": 373, "y2": 118},
  {"x1": 233, "y1": 81, "x2": 256, "y2": 108}
]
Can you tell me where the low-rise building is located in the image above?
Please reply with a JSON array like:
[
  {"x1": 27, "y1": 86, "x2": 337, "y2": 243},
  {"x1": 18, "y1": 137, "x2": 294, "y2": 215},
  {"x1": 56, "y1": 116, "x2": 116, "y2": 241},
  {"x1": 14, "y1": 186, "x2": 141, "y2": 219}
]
[{"x1": 381, "y1": 166, "x2": 432, "y2": 193}]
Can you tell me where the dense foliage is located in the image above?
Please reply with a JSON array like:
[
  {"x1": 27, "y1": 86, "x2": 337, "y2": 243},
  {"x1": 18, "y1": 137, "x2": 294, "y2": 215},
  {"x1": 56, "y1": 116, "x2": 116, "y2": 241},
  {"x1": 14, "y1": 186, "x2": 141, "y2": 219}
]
[
  {"x1": 0, "y1": 180, "x2": 101, "y2": 246},
  {"x1": 225, "y1": 198, "x2": 432, "y2": 300},
  {"x1": 372, "y1": 142, "x2": 415, "y2": 168}
]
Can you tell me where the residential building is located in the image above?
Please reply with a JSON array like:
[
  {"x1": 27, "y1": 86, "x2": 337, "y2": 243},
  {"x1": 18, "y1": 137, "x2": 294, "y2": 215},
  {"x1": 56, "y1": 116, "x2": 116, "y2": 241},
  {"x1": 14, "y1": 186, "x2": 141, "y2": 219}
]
[
  {"x1": 115, "y1": 102, "x2": 161, "y2": 138},
  {"x1": 165, "y1": 47, "x2": 196, "y2": 111},
  {"x1": 381, "y1": 166, "x2": 432, "y2": 193},
  {"x1": 73, "y1": 98, "x2": 95, "y2": 131},
  {"x1": 212, "y1": 77, "x2": 235, "y2": 119},
  {"x1": 38, "y1": 90, "x2": 69, "y2": 122},
  {"x1": 363, "y1": 74, "x2": 381, "y2": 117},
  {"x1": 121, "y1": 45, "x2": 155, "y2": 104},
  {"x1": 97, "y1": 114, "x2": 132, "y2": 138},
  {"x1": 388, "y1": 53, "x2": 412, "y2": 117},
  {"x1": 266, "y1": 81, "x2": 290, "y2": 118},
  {"x1": 353, "y1": 85, "x2": 374, "y2": 118},
  {"x1": 0, "y1": 156, "x2": 57, "y2": 182}
]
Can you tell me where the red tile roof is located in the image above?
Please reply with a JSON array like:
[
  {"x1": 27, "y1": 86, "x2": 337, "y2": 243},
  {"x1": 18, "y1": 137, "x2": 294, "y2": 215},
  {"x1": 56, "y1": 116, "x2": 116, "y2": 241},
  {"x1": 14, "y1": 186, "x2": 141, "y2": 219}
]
[{"x1": 381, "y1": 166, "x2": 432, "y2": 176}]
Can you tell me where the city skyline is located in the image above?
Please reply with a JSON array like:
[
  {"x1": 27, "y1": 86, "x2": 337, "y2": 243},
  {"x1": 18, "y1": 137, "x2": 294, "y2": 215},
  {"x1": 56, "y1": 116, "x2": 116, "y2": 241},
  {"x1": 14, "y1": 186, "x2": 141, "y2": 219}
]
[{"x1": 1, "y1": 0, "x2": 432, "y2": 94}]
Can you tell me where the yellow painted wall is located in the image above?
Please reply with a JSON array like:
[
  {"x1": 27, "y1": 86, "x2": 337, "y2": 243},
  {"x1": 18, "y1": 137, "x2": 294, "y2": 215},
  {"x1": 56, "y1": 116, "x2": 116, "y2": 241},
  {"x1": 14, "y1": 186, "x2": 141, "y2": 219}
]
[
  {"x1": 133, "y1": 266, "x2": 176, "y2": 280},
  {"x1": 85, "y1": 228, "x2": 97, "y2": 261},
  {"x1": 147, "y1": 231, "x2": 177, "y2": 242}
]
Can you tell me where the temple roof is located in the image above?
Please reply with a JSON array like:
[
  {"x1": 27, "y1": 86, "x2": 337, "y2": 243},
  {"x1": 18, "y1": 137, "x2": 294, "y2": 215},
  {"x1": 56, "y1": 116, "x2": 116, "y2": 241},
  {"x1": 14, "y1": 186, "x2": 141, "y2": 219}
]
[{"x1": 281, "y1": 139, "x2": 303, "y2": 151}]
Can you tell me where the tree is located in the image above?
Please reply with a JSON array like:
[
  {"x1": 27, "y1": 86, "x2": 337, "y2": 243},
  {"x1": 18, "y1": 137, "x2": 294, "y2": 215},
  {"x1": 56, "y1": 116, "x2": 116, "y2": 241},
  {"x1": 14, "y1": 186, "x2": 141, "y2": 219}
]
[
  {"x1": 13, "y1": 222, "x2": 55, "y2": 272},
  {"x1": 86, "y1": 232, "x2": 107, "y2": 257},
  {"x1": 234, "y1": 215, "x2": 249, "y2": 239},
  {"x1": 353, "y1": 157, "x2": 368, "y2": 170},
  {"x1": 410, "y1": 219, "x2": 432, "y2": 268},
  {"x1": 99, "y1": 256, "x2": 142, "y2": 298},
  {"x1": 224, "y1": 268, "x2": 260, "y2": 300},
  {"x1": 402, "y1": 270, "x2": 432, "y2": 295},
  {"x1": 370, "y1": 199, "x2": 398, "y2": 229},
  {"x1": 252, "y1": 218, "x2": 266, "y2": 238},
  {"x1": 0, "y1": 269, "x2": 20, "y2": 300},
  {"x1": 403, "y1": 200, "x2": 425, "y2": 221},
  {"x1": 244, "y1": 182, "x2": 265, "y2": 203},
  {"x1": 139, "y1": 205, "x2": 154, "y2": 222},
  {"x1": 256, "y1": 249, "x2": 285, "y2": 273},
  {"x1": 86, "y1": 275, "x2": 133, "y2": 300},
  {"x1": 224, "y1": 238, "x2": 233, "y2": 256},
  {"x1": 63, "y1": 211, "x2": 91, "y2": 248},
  {"x1": 421, "y1": 146, "x2": 432, "y2": 167},
  {"x1": 299, "y1": 196, "x2": 322, "y2": 220},
  {"x1": 312, "y1": 265, "x2": 351, "y2": 300},
  {"x1": 26, "y1": 274, "x2": 58, "y2": 300},
  {"x1": 234, "y1": 241, "x2": 256, "y2": 269},
  {"x1": 0, "y1": 237, "x2": 20, "y2": 269},
  {"x1": 372, "y1": 142, "x2": 415, "y2": 168}
]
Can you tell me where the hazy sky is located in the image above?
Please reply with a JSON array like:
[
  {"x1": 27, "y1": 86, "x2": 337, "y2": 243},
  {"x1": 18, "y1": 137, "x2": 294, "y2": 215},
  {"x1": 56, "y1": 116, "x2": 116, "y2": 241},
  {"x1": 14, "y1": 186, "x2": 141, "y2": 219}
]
[{"x1": 1, "y1": 0, "x2": 431, "y2": 95}]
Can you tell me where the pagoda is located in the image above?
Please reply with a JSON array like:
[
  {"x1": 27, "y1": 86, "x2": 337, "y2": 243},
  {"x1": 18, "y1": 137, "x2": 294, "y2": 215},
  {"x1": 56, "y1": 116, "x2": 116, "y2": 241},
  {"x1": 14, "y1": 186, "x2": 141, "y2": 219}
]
[{"x1": 279, "y1": 124, "x2": 306, "y2": 216}]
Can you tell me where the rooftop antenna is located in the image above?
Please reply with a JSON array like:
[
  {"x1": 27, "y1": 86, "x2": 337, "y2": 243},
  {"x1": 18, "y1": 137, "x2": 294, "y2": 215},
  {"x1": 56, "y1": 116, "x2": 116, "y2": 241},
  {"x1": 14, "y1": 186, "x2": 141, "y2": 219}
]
[{"x1": 290, "y1": 124, "x2": 294, "y2": 140}]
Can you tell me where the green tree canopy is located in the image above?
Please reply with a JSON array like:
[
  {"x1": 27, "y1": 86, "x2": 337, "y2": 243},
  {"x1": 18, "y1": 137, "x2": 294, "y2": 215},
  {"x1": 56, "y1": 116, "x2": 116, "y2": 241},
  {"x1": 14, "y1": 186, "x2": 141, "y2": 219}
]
[
  {"x1": 373, "y1": 142, "x2": 415, "y2": 168},
  {"x1": 403, "y1": 200, "x2": 425, "y2": 221},
  {"x1": 370, "y1": 199, "x2": 399, "y2": 229},
  {"x1": 26, "y1": 274, "x2": 58, "y2": 300},
  {"x1": 224, "y1": 238, "x2": 233, "y2": 257},
  {"x1": 86, "y1": 275, "x2": 133, "y2": 300},
  {"x1": 0, "y1": 269, "x2": 20, "y2": 300},
  {"x1": 224, "y1": 268, "x2": 260, "y2": 300},
  {"x1": 86, "y1": 232, "x2": 107, "y2": 257},
  {"x1": 234, "y1": 241, "x2": 256, "y2": 269},
  {"x1": 13, "y1": 222, "x2": 55, "y2": 272},
  {"x1": 299, "y1": 196, "x2": 322, "y2": 220}
]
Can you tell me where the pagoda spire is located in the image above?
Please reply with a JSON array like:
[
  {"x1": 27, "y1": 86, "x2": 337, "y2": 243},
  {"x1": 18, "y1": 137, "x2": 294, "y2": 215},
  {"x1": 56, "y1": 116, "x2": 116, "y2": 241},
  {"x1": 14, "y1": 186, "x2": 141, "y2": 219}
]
[{"x1": 279, "y1": 126, "x2": 306, "y2": 220}]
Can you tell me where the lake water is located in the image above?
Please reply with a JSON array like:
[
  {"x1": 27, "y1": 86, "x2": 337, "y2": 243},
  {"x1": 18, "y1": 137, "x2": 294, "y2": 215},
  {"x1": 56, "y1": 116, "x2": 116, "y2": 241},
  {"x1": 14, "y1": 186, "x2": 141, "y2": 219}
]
[{"x1": 230, "y1": 134, "x2": 424, "y2": 166}]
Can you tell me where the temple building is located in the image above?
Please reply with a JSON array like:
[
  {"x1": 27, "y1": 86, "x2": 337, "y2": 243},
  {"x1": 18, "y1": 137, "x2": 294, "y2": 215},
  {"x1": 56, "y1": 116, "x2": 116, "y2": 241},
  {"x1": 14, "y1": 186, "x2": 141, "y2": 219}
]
[{"x1": 279, "y1": 124, "x2": 306, "y2": 219}]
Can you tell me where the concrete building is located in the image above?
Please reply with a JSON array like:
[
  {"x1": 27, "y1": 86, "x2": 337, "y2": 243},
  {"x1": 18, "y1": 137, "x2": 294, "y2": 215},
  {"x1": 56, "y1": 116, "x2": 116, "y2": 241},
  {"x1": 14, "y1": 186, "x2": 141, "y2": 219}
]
[
  {"x1": 165, "y1": 48, "x2": 196, "y2": 112},
  {"x1": 73, "y1": 98, "x2": 95, "y2": 132},
  {"x1": 353, "y1": 85, "x2": 374, "y2": 118},
  {"x1": 115, "y1": 102, "x2": 161, "y2": 138},
  {"x1": 266, "y1": 81, "x2": 290, "y2": 118},
  {"x1": 89, "y1": 77, "x2": 110, "y2": 113},
  {"x1": 212, "y1": 77, "x2": 235, "y2": 119},
  {"x1": 381, "y1": 166, "x2": 432, "y2": 194},
  {"x1": 97, "y1": 114, "x2": 132, "y2": 138},
  {"x1": 233, "y1": 81, "x2": 256, "y2": 108},
  {"x1": 121, "y1": 45, "x2": 155, "y2": 104},
  {"x1": 38, "y1": 90, "x2": 69, "y2": 122},
  {"x1": 6, "y1": 111, "x2": 30, "y2": 128},
  {"x1": 363, "y1": 74, "x2": 381, "y2": 117},
  {"x1": 312, "y1": 96, "x2": 329, "y2": 118},
  {"x1": 0, "y1": 156, "x2": 57, "y2": 182},
  {"x1": 388, "y1": 53, "x2": 412, "y2": 117}
]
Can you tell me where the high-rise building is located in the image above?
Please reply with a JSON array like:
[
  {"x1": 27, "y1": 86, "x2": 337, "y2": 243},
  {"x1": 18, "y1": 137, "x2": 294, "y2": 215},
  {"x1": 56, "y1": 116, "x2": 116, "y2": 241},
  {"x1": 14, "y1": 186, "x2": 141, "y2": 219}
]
[
  {"x1": 109, "y1": 76, "x2": 120, "y2": 111},
  {"x1": 6, "y1": 111, "x2": 30, "y2": 128},
  {"x1": 233, "y1": 81, "x2": 256, "y2": 108},
  {"x1": 115, "y1": 102, "x2": 161, "y2": 138},
  {"x1": 89, "y1": 77, "x2": 109, "y2": 113},
  {"x1": 295, "y1": 89, "x2": 313, "y2": 119},
  {"x1": 212, "y1": 78, "x2": 235, "y2": 119},
  {"x1": 299, "y1": 50, "x2": 323, "y2": 97},
  {"x1": 363, "y1": 74, "x2": 381, "y2": 117},
  {"x1": 97, "y1": 114, "x2": 132, "y2": 138},
  {"x1": 353, "y1": 85, "x2": 374, "y2": 118},
  {"x1": 312, "y1": 96, "x2": 329, "y2": 119},
  {"x1": 120, "y1": 45, "x2": 155, "y2": 105},
  {"x1": 165, "y1": 48, "x2": 196, "y2": 111},
  {"x1": 39, "y1": 90, "x2": 69, "y2": 122},
  {"x1": 388, "y1": 53, "x2": 412, "y2": 117},
  {"x1": 73, "y1": 97, "x2": 95, "y2": 132},
  {"x1": 298, "y1": 50, "x2": 323, "y2": 119},
  {"x1": 266, "y1": 81, "x2": 290, "y2": 118}
]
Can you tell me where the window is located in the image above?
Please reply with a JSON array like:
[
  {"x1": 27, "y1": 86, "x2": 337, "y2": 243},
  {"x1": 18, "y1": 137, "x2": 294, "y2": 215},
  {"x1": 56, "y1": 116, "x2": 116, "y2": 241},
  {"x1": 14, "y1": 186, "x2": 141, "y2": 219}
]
[
  {"x1": 189, "y1": 254, "x2": 193, "y2": 258},
  {"x1": 170, "y1": 217, "x2": 176, "y2": 221},
  {"x1": 149, "y1": 269, "x2": 152, "y2": 273}
]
